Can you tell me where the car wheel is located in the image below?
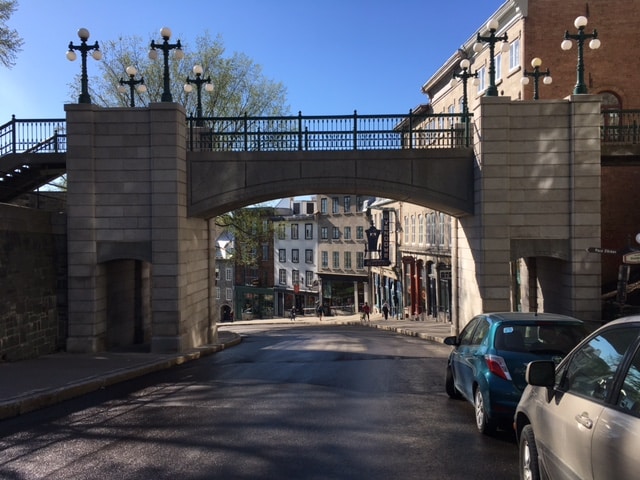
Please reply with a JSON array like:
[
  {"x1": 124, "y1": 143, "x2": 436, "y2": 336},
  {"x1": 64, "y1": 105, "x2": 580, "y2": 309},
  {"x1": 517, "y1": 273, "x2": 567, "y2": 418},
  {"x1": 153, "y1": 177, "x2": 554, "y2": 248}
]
[
  {"x1": 445, "y1": 365, "x2": 461, "y2": 399},
  {"x1": 474, "y1": 388, "x2": 496, "y2": 434},
  {"x1": 519, "y1": 424, "x2": 541, "y2": 480}
]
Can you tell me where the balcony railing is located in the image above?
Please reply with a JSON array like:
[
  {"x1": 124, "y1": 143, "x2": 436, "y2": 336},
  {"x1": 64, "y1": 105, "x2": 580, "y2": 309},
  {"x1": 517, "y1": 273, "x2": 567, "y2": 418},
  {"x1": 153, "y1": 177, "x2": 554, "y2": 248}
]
[
  {"x1": 187, "y1": 111, "x2": 472, "y2": 152},
  {"x1": 601, "y1": 110, "x2": 640, "y2": 144}
]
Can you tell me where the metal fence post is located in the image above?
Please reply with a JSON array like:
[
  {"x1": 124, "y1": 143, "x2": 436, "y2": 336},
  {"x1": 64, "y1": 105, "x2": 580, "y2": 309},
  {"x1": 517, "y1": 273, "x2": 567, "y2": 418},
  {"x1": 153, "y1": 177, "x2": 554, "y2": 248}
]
[
  {"x1": 353, "y1": 110, "x2": 358, "y2": 150},
  {"x1": 298, "y1": 111, "x2": 303, "y2": 151}
]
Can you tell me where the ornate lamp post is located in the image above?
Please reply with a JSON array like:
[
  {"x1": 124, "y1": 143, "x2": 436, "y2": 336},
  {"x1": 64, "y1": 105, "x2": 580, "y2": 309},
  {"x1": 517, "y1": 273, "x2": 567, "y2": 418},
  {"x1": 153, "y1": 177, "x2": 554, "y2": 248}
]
[
  {"x1": 66, "y1": 28, "x2": 102, "y2": 104},
  {"x1": 450, "y1": 58, "x2": 478, "y2": 145},
  {"x1": 450, "y1": 59, "x2": 478, "y2": 117},
  {"x1": 118, "y1": 66, "x2": 147, "y2": 107},
  {"x1": 184, "y1": 65, "x2": 213, "y2": 126},
  {"x1": 148, "y1": 27, "x2": 185, "y2": 102},
  {"x1": 473, "y1": 19, "x2": 509, "y2": 97},
  {"x1": 521, "y1": 57, "x2": 552, "y2": 100},
  {"x1": 561, "y1": 16, "x2": 601, "y2": 94}
]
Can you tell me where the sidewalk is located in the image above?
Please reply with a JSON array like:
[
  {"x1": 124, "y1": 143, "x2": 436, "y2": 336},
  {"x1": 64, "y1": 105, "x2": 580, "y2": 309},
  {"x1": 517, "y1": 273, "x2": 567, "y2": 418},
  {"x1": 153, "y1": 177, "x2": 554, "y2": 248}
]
[{"x1": 0, "y1": 315, "x2": 453, "y2": 421}]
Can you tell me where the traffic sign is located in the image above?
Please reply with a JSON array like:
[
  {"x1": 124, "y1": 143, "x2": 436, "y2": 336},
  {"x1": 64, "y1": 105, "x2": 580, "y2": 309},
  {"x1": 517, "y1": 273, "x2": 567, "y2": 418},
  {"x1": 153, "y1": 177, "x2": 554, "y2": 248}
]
[{"x1": 623, "y1": 251, "x2": 640, "y2": 264}]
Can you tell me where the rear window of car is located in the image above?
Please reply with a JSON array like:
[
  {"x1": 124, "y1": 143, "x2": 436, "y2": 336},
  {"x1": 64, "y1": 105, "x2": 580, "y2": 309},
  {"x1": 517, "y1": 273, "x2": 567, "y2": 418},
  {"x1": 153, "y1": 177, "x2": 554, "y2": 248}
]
[{"x1": 494, "y1": 322, "x2": 587, "y2": 354}]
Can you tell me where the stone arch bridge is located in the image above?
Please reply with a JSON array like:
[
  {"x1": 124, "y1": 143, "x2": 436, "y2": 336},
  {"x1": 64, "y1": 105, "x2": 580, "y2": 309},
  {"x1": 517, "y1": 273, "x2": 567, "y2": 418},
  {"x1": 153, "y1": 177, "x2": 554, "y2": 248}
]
[{"x1": 4, "y1": 97, "x2": 603, "y2": 353}]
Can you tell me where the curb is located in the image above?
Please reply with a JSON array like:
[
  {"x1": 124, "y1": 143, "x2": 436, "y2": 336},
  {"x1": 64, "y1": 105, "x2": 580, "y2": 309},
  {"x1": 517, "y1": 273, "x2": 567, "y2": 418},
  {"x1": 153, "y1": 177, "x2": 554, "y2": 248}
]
[{"x1": 0, "y1": 333, "x2": 243, "y2": 421}]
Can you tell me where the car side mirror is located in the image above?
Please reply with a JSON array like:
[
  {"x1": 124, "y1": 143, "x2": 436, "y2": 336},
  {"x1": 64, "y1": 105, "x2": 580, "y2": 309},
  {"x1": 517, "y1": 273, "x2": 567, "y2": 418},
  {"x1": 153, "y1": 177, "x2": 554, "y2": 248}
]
[
  {"x1": 444, "y1": 336, "x2": 459, "y2": 346},
  {"x1": 525, "y1": 360, "x2": 556, "y2": 387}
]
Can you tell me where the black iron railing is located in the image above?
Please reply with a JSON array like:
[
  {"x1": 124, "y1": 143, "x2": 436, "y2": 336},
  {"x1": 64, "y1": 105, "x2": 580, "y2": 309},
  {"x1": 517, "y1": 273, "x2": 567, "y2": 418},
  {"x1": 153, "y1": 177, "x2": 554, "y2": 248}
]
[
  {"x1": 0, "y1": 115, "x2": 67, "y2": 156},
  {"x1": 2, "y1": 110, "x2": 639, "y2": 158},
  {"x1": 601, "y1": 110, "x2": 640, "y2": 144},
  {"x1": 187, "y1": 111, "x2": 472, "y2": 152}
]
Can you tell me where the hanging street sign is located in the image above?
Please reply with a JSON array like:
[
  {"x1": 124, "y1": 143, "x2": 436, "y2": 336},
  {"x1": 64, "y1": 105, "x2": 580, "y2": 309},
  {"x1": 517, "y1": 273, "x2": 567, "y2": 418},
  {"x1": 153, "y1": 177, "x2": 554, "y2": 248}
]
[{"x1": 586, "y1": 247, "x2": 619, "y2": 254}]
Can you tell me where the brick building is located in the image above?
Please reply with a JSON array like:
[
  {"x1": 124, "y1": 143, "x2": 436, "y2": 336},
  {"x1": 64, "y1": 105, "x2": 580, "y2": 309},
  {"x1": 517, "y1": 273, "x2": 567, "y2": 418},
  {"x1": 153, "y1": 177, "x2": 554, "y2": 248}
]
[{"x1": 420, "y1": 0, "x2": 640, "y2": 315}]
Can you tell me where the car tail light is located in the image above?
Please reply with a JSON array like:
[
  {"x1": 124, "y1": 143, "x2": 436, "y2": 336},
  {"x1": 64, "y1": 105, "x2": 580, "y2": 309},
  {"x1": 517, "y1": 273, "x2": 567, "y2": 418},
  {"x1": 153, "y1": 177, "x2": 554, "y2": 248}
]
[{"x1": 485, "y1": 354, "x2": 512, "y2": 381}]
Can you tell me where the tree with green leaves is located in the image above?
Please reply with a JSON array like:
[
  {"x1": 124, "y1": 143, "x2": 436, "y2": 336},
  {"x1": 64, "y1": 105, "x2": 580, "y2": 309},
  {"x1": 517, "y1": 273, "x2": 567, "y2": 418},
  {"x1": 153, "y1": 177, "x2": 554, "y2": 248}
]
[
  {"x1": 0, "y1": 0, "x2": 23, "y2": 68},
  {"x1": 215, "y1": 206, "x2": 275, "y2": 268},
  {"x1": 72, "y1": 31, "x2": 289, "y2": 118}
]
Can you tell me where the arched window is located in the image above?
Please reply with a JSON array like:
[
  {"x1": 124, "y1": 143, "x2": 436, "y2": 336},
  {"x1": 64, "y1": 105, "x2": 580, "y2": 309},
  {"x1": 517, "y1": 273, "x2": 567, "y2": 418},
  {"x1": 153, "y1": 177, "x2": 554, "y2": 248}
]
[{"x1": 600, "y1": 91, "x2": 622, "y2": 142}]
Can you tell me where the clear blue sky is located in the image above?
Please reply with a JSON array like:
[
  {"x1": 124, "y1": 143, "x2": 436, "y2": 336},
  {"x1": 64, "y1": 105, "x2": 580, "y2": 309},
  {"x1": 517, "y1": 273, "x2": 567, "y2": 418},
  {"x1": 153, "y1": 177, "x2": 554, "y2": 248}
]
[{"x1": 1, "y1": 0, "x2": 504, "y2": 120}]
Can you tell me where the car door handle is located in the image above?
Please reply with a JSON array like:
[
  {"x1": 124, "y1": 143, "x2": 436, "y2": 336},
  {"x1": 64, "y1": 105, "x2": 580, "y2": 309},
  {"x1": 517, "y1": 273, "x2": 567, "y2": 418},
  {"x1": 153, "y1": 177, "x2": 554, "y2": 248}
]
[{"x1": 574, "y1": 412, "x2": 593, "y2": 429}]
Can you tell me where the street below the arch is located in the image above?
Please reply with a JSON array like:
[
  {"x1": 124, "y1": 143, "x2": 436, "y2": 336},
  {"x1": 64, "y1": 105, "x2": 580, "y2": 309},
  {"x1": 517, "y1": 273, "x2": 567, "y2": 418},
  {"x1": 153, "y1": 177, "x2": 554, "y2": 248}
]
[{"x1": 1, "y1": 325, "x2": 518, "y2": 479}]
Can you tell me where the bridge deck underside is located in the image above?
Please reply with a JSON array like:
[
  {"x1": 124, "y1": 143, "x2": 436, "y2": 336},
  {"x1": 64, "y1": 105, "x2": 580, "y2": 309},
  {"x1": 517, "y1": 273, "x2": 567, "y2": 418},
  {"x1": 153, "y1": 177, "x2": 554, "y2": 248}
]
[{"x1": 188, "y1": 148, "x2": 475, "y2": 218}]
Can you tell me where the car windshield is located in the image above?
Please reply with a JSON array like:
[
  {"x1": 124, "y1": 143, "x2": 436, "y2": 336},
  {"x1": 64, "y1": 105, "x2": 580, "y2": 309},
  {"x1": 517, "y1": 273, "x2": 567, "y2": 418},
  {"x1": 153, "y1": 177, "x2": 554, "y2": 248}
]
[{"x1": 494, "y1": 322, "x2": 587, "y2": 355}]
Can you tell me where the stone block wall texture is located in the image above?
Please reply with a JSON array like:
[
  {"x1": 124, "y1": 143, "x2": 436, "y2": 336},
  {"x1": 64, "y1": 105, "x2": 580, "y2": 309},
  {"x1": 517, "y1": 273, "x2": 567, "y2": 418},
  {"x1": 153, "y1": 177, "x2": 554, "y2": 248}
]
[
  {"x1": 65, "y1": 103, "x2": 213, "y2": 354},
  {"x1": 0, "y1": 205, "x2": 66, "y2": 361},
  {"x1": 456, "y1": 95, "x2": 602, "y2": 327}
]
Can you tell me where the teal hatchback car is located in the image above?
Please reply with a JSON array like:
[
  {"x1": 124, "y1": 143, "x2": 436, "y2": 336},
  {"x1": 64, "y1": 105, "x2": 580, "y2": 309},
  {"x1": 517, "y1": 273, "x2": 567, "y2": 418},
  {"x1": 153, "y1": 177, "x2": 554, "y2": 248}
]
[{"x1": 444, "y1": 312, "x2": 588, "y2": 434}]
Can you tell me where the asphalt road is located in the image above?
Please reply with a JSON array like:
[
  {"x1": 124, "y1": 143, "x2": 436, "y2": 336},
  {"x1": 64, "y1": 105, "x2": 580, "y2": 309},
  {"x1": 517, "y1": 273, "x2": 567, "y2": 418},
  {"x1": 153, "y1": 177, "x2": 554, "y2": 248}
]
[{"x1": 0, "y1": 325, "x2": 518, "y2": 479}]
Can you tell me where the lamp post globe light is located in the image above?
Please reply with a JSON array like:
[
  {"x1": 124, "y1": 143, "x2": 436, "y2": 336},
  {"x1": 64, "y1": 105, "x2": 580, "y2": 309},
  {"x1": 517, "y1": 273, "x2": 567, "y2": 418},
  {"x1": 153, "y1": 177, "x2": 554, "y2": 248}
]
[
  {"x1": 66, "y1": 28, "x2": 102, "y2": 104},
  {"x1": 521, "y1": 57, "x2": 552, "y2": 100},
  {"x1": 561, "y1": 15, "x2": 601, "y2": 94},
  {"x1": 184, "y1": 64, "x2": 213, "y2": 126},
  {"x1": 149, "y1": 27, "x2": 185, "y2": 102},
  {"x1": 473, "y1": 19, "x2": 509, "y2": 97},
  {"x1": 118, "y1": 66, "x2": 147, "y2": 107}
]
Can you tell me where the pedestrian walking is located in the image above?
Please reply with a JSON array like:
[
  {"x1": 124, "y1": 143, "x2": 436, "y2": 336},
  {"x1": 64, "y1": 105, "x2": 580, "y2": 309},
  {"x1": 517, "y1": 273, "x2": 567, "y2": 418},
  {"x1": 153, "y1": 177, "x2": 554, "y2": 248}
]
[
  {"x1": 362, "y1": 302, "x2": 370, "y2": 322},
  {"x1": 382, "y1": 302, "x2": 389, "y2": 320},
  {"x1": 317, "y1": 304, "x2": 324, "y2": 320},
  {"x1": 290, "y1": 307, "x2": 296, "y2": 321}
]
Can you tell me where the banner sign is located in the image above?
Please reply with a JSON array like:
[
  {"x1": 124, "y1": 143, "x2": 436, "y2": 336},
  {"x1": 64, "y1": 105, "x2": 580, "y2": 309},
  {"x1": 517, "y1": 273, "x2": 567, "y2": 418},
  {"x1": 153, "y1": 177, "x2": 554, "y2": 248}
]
[{"x1": 382, "y1": 210, "x2": 390, "y2": 261}]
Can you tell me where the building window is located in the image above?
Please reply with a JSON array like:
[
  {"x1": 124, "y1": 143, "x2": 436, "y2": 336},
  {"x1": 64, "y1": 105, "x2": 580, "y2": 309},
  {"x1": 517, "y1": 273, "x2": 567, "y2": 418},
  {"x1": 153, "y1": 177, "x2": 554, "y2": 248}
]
[
  {"x1": 216, "y1": 287, "x2": 220, "y2": 299},
  {"x1": 321, "y1": 227, "x2": 328, "y2": 240},
  {"x1": 292, "y1": 249, "x2": 299, "y2": 263},
  {"x1": 320, "y1": 197, "x2": 328, "y2": 214},
  {"x1": 305, "y1": 249, "x2": 313, "y2": 264},
  {"x1": 411, "y1": 215, "x2": 416, "y2": 243},
  {"x1": 344, "y1": 251, "x2": 352, "y2": 269},
  {"x1": 277, "y1": 224, "x2": 286, "y2": 239},
  {"x1": 292, "y1": 269, "x2": 299, "y2": 285},
  {"x1": 262, "y1": 243, "x2": 269, "y2": 261},
  {"x1": 344, "y1": 226, "x2": 351, "y2": 240},
  {"x1": 356, "y1": 196, "x2": 364, "y2": 211},
  {"x1": 305, "y1": 271, "x2": 313, "y2": 287},
  {"x1": 356, "y1": 252, "x2": 364, "y2": 269},
  {"x1": 305, "y1": 223, "x2": 313, "y2": 239},
  {"x1": 344, "y1": 196, "x2": 351, "y2": 213},
  {"x1": 404, "y1": 216, "x2": 409, "y2": 243},
  {"x1": 332, "y1": 227, "x2": 340, "y2": 239},
  {"x1": 225, "y1": 268, "x2": 232, "y2": 281},
  {"x1": 356, "y1": 226, "x2": 364, "y2": 240},
  {"x1": 477, "y1": 65, "x2": 486, "y2": 93},
  {"x1": 509, "y1": 38, "x2": 520, "y2": 70},
  {"x1": 321, "y1": 251, "x2": 328, "y2": 268},
  {"x1": 225, "y1": 288, "x2": 232, "y2": 301},
  {"x1": 306, "y1": 202, "x2": 315, "y2": 214},
  {"x1": 279, "y1": 269, "x2": 287, "y2": 285},
  {"x1": 427, "y1": 212, "x2": 436, "y2": 245},
  {"x1": 293, "y1": 202, "x2": 301, "y2": 214},
  {"x1": 331, "y1": 197, "x2": 339, "y2": 213},
  {"x1": 279, "y1": 249, "x2": 286, "y2": 262},
  {"x1": 333, "y1": 251, "x2": 340, "y2": 268},
  {"x1": 291, "y1": 223, "x2": 299, "y2": 240},
  {"x1": 418, "y1": 214, "x2": 424, "y2": 245}
]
